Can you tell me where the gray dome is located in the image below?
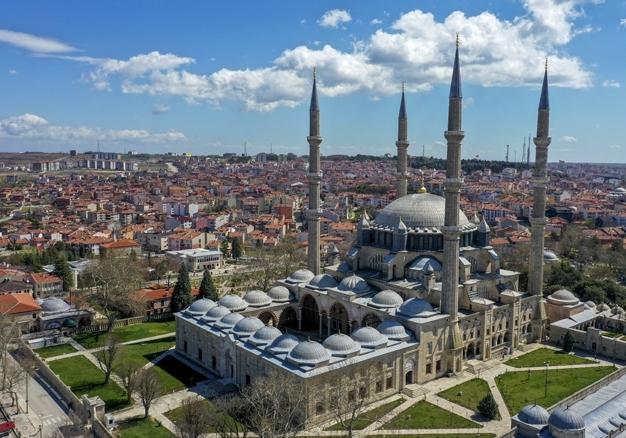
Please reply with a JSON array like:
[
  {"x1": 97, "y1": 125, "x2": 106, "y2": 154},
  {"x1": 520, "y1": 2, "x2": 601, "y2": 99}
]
[
  {"x1": 232, "y1": 317, "x2": 265, "y2": 337},
  {"x1": 373, "y1": 193, "x2": 472, "y2": 230},
  {"x1": 370, "y1": 290, "x2": 404, "y2": 309},
  {"x1": 544, "y1": 250, "x2": 559, "y2": 261},
  {"x1": 351, "y1": 327, "x2": 387, "y2": 348},
  {"x1": 40, "y1": 297, "x2": 71, "y2": 313},
  {"x1": 268, "y1": 285, "x2": 291, "y2": 302},
  {"x1": 548, "y1": 289, "x2": 579, "y2": 306},
  {"x1": 398, "y1": 298, "x2": 435, "y2": 318},
  {"x1": 248, "y1": 326, "x2": 282, "y2": 346},
  {"x1": 377, "y1": 320, "x2": 410, "y2": 341},
  {"x1": 286, "y1": 269, "x2": 314, "y2": 284},
  {"x1": 549, "y1": 408, "x2": 585, "y2": 430},
  {"x1": 518, "y1": 404, "x2": 550, "y2": 425},
  {"x1": 219, "y1": 294, "x2": 248, "y2": 311},
  {"x1": 337, "y1": 275, "x2": 370, "y2": 294},
  {"x1": 323, "y1": 334, "x2": 360, "y2": 356},
  {"x1": 243, "y1": 290, "x2": 272, "y2": 307},
  {"x1": 268, "y1": 333, "x2": 300, "y2": 354},
  {"x1": 185, "y1": 298, "x2": 216, "y2": 315},
  {"x1": 287, "y1": 340, "x2": 330, "y2": 367},
  {"x1": 202, "y1": 305, "x2": 231, "y2": 322},
  {"x1": 308, "y1": 273, "x2": 338, "y2": 290},
  {"x1": 615, "y1": 187, "x2": 626, "y2": 193},
  {"x1": 597, "y1": 303, "x2": 611, "y2": 312},
  {"x1": 216, "y1": 312, "x2": 244, "y2": 329},
  {"x1": 408, "y1": 257, "x2": 442, "y2": 272},
  {"x1": 584, "y1": 301, "x2": 596, "y2": 308}
]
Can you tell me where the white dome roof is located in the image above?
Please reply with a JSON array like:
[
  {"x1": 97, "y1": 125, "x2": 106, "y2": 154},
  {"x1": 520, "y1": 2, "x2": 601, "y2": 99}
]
[
  {"x1": 268, "y1": 333, "x2": 300, "y2": 354},
  {"x1": 597, "y1": 303, "x2": 611, "y2": 312},
  {"x1": 286, "y1": 269, "x2": 314, "y2": 284},
  {"x1": 337, "y1": 275, "x2": 370, "y2": 294},
  {"x1": 548, "y1": 289, "x2": 579, "y2": 306},
  {"x1": 243, "y1": 290, "x2": 272, "y2": 307},
  {"x1": 40, "y1": 297, "x2": 71, "y2": 313},
  {"x1": 323, "y1": 334, "x2": 360, "y2": 357},
  {"x1": 377, "y1": 320, "x2": 410, "y2": 341},
  {"x1": 186, "y1": 298, "x2": 216, "y2": 315},
  {"x1": 544, "y1": 250, "x2": 559, "y2": 261},
  {"x1": 216, "y1": 312, "x2": 244, "y2": 329},
  {"x1": 308, "y1": 273, "x2": 338, "y2": 289},
  {"x1": 549, "y1": 408, "x2": 585, "y2": 430},
  {"x1": 248, "y1": 326, "x2": 282, "y2": 346},
  {"x1": 408, "y1": 257, "x2": 442, "y2": 272},
  {"x1": 218, "y1": 294, "x2": 248, "y2": 311},
  {"x1": 398, "y1": 298, "x2": 435, "y2": 318},
  {"x1": 202, "y1": 305, "x2": 231, "y2": 322},
  {"x1": 351, "y1": 327, "x2": 387, "y2": 348},
  {"x1": 268, "y1": 285, "x2": 291, "y2": 302},
  {"x1": 584, "y1": 301, "x2": 596, "y2": 308},
  {"x1": 287, "y1": 340, "x2": 330, "y2": 367},
  {"x1": 614, "y1": 187, "x2": 626, "y2": 193},
  {"x1": 519, "y1": 404, "x2": 550, "y2": 425},
  {"x1": 232, "y1": 317, "x2": 265, "y2": 337},
  {"x1": 370, "y1": 290, "x2": 404, "y2": 309}
]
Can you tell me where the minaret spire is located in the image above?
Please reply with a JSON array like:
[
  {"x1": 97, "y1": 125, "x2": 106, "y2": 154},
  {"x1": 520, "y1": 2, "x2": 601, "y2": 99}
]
[
  {"x1": 307, "y1": 68, "x2": 322, "y2": 274},
  {"x1": 528, "y1": 59, "x2": 551, "y2": 341},
  {"x1": 396, "y1": 82, "x2": 409, "y2": 198},
  {"x1": 441, "y1": 35, "x2": 465, "y2": 374}
]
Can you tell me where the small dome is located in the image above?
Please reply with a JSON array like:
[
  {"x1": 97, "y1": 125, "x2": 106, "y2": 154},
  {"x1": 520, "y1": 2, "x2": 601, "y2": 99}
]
[
  {"x1": 243, "y1": 290, "x2": 272, "y2": 307},
  {"x1": 584, "y1": 301, "x2": 596, "y2": 308},
  {"x1": 202, "y1": 305, "x2": 231, "y2": 322},
  {"x1": 308, "y1": 273, "x2": 338, "y2": 290},
  {"x1": 398, "y1": 298, "x2": 435, "y2": 318},
  {"x1": 268, "y1": 333, "x2": 300, "y2": 354},
  {"x1": 286, "y1": 269, "x2": 314, "y2": 284},
  {"x1": 549, "y1": 408, "x2": 585, "y2": 431},
  {"x1": 337, "y1": 275, "x2": 370, "y2": 294},
  {"x1": 518, "y1": 404, "x2": 550, "y2": 425},
  {"x1": 185, "y1": 298, "x2": 216, "y2": 315},
  {"x1": 408, "y1": 257, "x2": 442, "y2": 272},
  {"x1": 548, "y1": 289, "x2": 579, "y2": 306},
  {"x1": 323, "y1": 334, "x2": 360, "y2": 357},
  {"x1": 377, "y1": 320, "x2": 410, "y2": 341},
  {"x1": 614, "y1": 187, "x2": 626, "y2": 193},
  {"x1": 40, "y1": 297, "x2": 71, "y2": 313},
  {"x1": 232, "y1": 317, "x2": 265, "y2": 337},
  {"x1": 544, "y1": 250, "x2": 559, "y2": 261},
  {"x1": 370, "y1": 290, "x2": 404, "y2": 309},
  {"x1": 248, "y1": 326, "x2": 282, "y2": 346},
  {"x1": 597, "y1": 303, "x2": 611, "y2": 312},
  {"x1": 268, "y1": 285, "x2": 291, "y2": 302},
  {"x1": 351, "y1": 327, "x2": 387, "y2": 348},
  {"x1": 215, "y1": 312, "x2": 244, "y2": 329},
  {"x1": 219, "y1": 294, "x2": 248, "y2": 311},
  {"x1": 612, "y1": 305, "x2": 625, "y2": 315},
  {"x1": 287, "y1": 340, "x2": 330, "y2": 366}
]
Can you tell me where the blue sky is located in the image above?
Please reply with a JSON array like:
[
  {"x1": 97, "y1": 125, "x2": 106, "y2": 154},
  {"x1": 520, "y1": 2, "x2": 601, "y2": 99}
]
[{"x1": 0, "y1": 0, "x2": 625, "y2": 162}]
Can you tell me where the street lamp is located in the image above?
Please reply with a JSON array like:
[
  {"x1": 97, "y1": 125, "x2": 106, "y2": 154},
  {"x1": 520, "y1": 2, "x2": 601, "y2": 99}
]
[{"x1": 543, "y1": 360, "x2": 550, "y2": 398}]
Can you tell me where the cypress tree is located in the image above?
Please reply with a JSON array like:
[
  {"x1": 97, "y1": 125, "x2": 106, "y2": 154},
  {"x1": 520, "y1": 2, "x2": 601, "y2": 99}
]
[
  {"x1": 199, "y1": 269, "x2": 218, "y2": 301},
  {"x1": 54, "y1": 255, "x2": 74, "y2": 291},
  {"x1": 231, "y1": 238, "x2": 243, "y2": 259},
  {"x1": 170, "y1": 264, "x2": 193, "y2": 313}
]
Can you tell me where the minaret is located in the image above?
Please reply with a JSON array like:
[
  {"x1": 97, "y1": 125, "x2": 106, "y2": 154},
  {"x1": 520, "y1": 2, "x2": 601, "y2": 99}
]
[
  {"x1": 528, "y1": 59, "x2": 551, "y2": 339},
  {"x1": 441, "y1": 35, "x2": 464, "y2": 374},
  {"x1": 396, "y1": 83, "x2": 409, "y2": 198},
  {"x1": 307, "y1": 69, "x2": 322, "y2": 274}
]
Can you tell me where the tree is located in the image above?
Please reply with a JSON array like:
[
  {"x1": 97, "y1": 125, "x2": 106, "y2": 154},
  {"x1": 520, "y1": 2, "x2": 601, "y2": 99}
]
[
  {"x1": 135, "y1": 368, "x2": 161, "y2": 419},
  {"x1": 199, "y1": 270, "x2": 218, "y2": 301},
  {"x1": 220, "y1": 239, "x2": 230, "y2": 258},
  {"x1": 117, "y1": 360, "x2": 142, "y2": 403},
  {"x1": 54, "y1": 255, "x2": 74, "y2": 291},
  {"x1": 477, "y1": 393, "x2": 499, "y2": 420},
  {"x1": 231, "y1": 238, "x2": 243, "y2": 260},
  {"x1": 563, "y1": 331, "x2": 575, "y2": 353},
  {"x1": 176, "y1": 397, "x2": 213, "y2": 438},
  {"x1": 328, "y1": 377, "x2": 371, "y2": 438},
  {"x1": 171, "y1": 264, "x2": 193, "y2": 313},
  {"x1": 95, "y1": 336, "x2": 120, "y2": 384}
]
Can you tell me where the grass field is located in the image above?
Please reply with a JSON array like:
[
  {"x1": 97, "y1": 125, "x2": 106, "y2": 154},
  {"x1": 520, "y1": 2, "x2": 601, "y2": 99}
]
[
  {"x1": 49, "y1": 356, "x2": 128, "y2": 410},
  {"x1": 438, "y1": 378, "x2": 498, "y2": 418},
  {"x1": 165, "y1": 398, "x2": 239, "y2": 433},
  {"x1": 496, "y1": 366, "x2": 614, "y2": 414},
  {"x1": 382, "y1": 400, "x2": 480, "y2": 430},
  {"x1": 118, "y1": 417, "x2": 174, "y2": 438},
  {"x1": 35, "y1": 343, "x2": 77, "y2": 359},
  {"x1": 74, "y1": 321, "x2": 176, "y2": 349},
  {"x1": 505, "y1": 348, "x2": 596, "y2": 368},
  {"x1": 326, "y1": 398, "x2": 405, "y2": 430},
  {"x1": 369, "y1": 434, "x2": 494, "y2": 438}
]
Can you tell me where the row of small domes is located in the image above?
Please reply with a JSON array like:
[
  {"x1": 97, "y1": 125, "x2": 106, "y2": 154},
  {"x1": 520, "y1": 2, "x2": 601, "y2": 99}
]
[
  {"x1": 518, "y1": 404, "x2": 585, "y2": 431},
  {"x1": 185, "y1": 287, "x2": 292, "y2": 315}
]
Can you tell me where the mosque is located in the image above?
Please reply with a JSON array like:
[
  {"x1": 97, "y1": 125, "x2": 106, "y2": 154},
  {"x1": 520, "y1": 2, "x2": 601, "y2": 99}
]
[{"x1": 175, "y1": 40, "x2": 553, "y2": 426}]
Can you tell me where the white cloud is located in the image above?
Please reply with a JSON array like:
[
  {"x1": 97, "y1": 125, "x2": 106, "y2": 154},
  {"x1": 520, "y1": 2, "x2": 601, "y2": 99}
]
[
  {"x1": 608, "y1": 144, "x2": 622, "y2": 149},
  {"x1": 8, "y1": 69, "x2": 17, "y2": 75},
  {"x1": 370, "y1": 18, "x2": 382, "y2": 25},
  {"x1": 318, "y1": 9, "x2": 352, "y2": 28},
  {"x1": 0, "y1": 113, "x2": 186, "y2": 143},
  {"x1": 561, "y1": 135, "x2": 577, "y2": 142},
  {"x1": 152, "y1": 103, "x2": 170, "y2": 114},
  {"x1": 620, "y1": 18, "x2": 626, "y2": 27},
  {"x1": 602, "y1": 79, "x2": 620, "y2": 88},
  {"x1": 0, "y1": 29, "x2": 76, "y2": 53}
]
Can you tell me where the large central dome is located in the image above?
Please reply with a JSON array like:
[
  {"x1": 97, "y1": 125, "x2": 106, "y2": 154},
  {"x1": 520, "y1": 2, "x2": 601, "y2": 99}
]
[{"x1": 373, "y1": 193, "x2": 471, "y2": 229}]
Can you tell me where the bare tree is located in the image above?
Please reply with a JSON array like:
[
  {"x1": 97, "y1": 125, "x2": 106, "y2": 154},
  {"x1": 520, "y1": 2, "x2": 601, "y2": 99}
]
[
  {"x1": 94, "y1": 336, "x2": 120, "y2": 384},
  {"x1": 176, "y1": 397, "x2": 213, "y2": 438},
  {"x1": 328, "y1": 376, "x2": 372, "y2": 438},
  {"x1": 0, "y1": 316, "x2": 23, "y2": 408},
  {"x1": 116, "y1": 360, "x2": 142, "y2": 403},
  {"x1": 135, "y1": 368, "x2": 161, "y2": 418}
]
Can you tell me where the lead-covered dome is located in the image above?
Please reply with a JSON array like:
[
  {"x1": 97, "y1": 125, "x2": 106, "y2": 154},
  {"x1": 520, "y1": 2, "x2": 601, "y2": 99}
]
[
  {"x1": 370, "y1": 290, "x2": 404, "y2": 309},
  {"x1": 268, "y1": 285, "x2": 291, "y2": 302},
  {"x1": 286, "y1": 269, "x2": 314, "y2": 284},
  {"x1": 185, "y1": 298, "x2": 216, "y2": 315},
  {"x1": 323, "y1": 334, "x2": 360, "y2": 357},
  {"x1": 232, "y1": 317, "x2": 265, "y2": 338},
  {"x1": 287, "y1": 340, "x2": 330, "y2": 367},
  {"x1": 337, "y1": 275, "x2": 370, "y2": 294},
  {"x1": 351, "y1": 327, "x2": 387, "y2": 348},
  {"x1": 518, "y1": 404, "x2": 550, "y2": 425},
  {"x1": 398, "y1": 298, "x2": 435, "y2": 318},
  {"x1": 243, "y1": 290, "x2": 272, "y2": 307},
  {"x1": 549, "y1": 408, "x2": 585, "y2": 431},
  {"x1": 308, "y1": 273, "x2": 338, "y2": 290},
  {"x1": 268, "y1": 333, "x2": 299, "y2": 354},
  {"x1": 215, "y1": 312, "x2": 244, "y2": 329},
  {"x1": 373, "y1": 193, "x2": 472, "y2": 230},
  {"x1": 202, "y1": 305, "x2": 231, "y2": 322},
  {"x1": 377, "y1": 320, "x2": 411, "y2": 341},
  {"x1": 219, "y1": 294, "x2": 248, "y2": 311},
  {"x1": 40, "y1": 297, "x2": 71, "y2": 314},
  {"x1": 248, "y1": 326, "x2": 282, "y2": 346},
  {"x1": 547, "y1": 289, "x2": 579, "y2": 306}
]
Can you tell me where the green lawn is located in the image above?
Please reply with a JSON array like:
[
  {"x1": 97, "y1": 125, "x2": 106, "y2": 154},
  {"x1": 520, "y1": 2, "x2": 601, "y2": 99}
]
[
  {"x1": 368, "y1": 434, "x2": 494, "y2": 438},
  {"x1": 438, "y1": 378, "x2": 498, "y2": 418},
  {"x1": 74, "y1": 321, "x2": 176, "y2": 349},
  {"x1": 35, "y1": 343, "x2": 77, "y2": 359},
  {"x1": 382, "y1": 400, "x2": 480, "y2": 430},
  {"x1": 48, "y1": 356, "x2": 129, "y2": 410},
  {"x1": 505, "y1": 348, "x2": 596, "y2": 368},
  {"x1": 326, "y1": 398, "x2": 405, "y2": 431},
  {"x1": 496, "y1": 366, "x2": 614, "y2": 414},
  {"x1": 165, "y1": 398, "x2": 239, "y2": 433},
  {"x1": 118, "y1": 417, "x2": 174, "y2": 438}
]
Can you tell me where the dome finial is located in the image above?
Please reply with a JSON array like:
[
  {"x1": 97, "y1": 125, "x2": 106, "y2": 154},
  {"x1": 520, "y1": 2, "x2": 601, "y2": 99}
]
[{"x1": 418, "y1": 170, "x2": 427, "y2": 193}]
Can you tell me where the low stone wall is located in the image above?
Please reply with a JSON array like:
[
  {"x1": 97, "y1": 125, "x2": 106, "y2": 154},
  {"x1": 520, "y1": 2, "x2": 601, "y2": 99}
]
[
  {"x1": 92, "y1": 417, "x2": 114, "y2": 438},
  {"x1": 75, "y1": 313, "x2": 173, "y2": 334},
  {"x1": 548, "y1": 365, "x2": 625, "y2": 411}
]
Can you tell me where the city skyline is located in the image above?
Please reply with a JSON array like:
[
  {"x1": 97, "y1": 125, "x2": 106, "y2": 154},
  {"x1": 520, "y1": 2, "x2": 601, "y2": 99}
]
[{"x1": 1, "y1": 0, "x2": 625, "y2": 162}]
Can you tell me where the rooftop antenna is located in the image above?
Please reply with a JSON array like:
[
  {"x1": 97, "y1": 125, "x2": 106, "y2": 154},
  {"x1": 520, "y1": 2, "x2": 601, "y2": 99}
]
[
  {"x1": 422, "y1": 144, "x2": 425, "y2": 158},
  {"x1": 506, "y1": 144, "x2": 509, "y2": 162},
  {"x1": 244, "y1": 141, "x2": 247, "y2": 157}
]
